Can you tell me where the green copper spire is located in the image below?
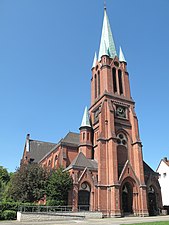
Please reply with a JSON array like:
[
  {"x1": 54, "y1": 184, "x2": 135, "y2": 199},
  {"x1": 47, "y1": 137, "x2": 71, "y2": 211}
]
[
  {"x1": 80, "y1": 106, "x2": 91, "y2": 128},
  {"x1": 119, "y1": 46, "x2": 126, "y2": 63},
  {"x1": 92, "y1": 52, "x2": 97, "y2": 69},
  {"x1": 98, "y1": 8, "x2": 117, "y2": 61}
]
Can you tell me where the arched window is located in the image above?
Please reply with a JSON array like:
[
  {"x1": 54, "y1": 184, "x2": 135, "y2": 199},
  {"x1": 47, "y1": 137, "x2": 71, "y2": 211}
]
[
  {"x1": 94, "y1": 74, "x2": 97, "y2": 99},
  {"x1": 98, "y1": 71, "x2": 100, "y2": 96},
  {"x1": 118, "y1": 70, "x2": 123, "y2": 95},
  {"x1": 54, "y1": 155, "x2": 58, "y2": 167},
  {"x1": 48, "y1": 159, "x2": 51, "y2": 167},
  {"x1": 112, "y1": 67, "x2": 117, "y2": 93},
  {"x1": 83, "y1": 132, "x2": 85, "y2": 140},
  {"x1": 117, "y1": 133, "x2": 128, "y2": 177},
  {"x1": 87, "y1": 132, "x2": 90, "y2": 140}
]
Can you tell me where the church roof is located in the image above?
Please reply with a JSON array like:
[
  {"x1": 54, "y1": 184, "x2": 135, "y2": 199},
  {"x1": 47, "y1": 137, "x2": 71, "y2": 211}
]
[
  {"x1": 61, "y1": 132, "x2": 80, "y2": 146},
  {"x1": 29, "y1": 139, "x2": 56, "y2": 163},
  {"x1": 80, "y1": 107, "x2": 91, "y2": 128},
  {"x1": 143, "y1": 161, "x2": 158, "y2": 176},
  {"x1": 98, "y1": 8, "x2": 117, "y2": 61},
  {"x1": 64, "y1": 152, "x2": 98, "y2": 171},
  {"x1": 28, "y1": 132, "x2": 80, "y2": 163}
]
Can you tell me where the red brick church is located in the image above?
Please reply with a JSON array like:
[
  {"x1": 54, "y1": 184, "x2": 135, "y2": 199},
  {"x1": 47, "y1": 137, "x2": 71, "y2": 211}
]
[{"x1": 21, "y1": 7, "x2": 162, "y2": 217}]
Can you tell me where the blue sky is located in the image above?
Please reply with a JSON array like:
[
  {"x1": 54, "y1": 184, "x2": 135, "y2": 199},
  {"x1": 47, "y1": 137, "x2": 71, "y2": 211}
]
[{"x1": 0, "y1": 0, "x2": 169, "y2": 172}]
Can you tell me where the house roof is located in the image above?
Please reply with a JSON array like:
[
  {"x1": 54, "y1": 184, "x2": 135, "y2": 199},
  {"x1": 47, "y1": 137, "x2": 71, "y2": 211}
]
[
  {"x1": 64, "y1": 152, "x2": 98, "y2": 171},
  {"x1": 156, "y1": 157, "x2": 169, "y2": 171}
]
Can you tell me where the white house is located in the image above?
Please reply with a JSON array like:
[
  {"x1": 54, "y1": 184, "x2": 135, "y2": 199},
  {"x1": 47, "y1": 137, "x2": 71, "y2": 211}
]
[{"x1": 157, "y1": 157, "x2": 169, "y2": 206}]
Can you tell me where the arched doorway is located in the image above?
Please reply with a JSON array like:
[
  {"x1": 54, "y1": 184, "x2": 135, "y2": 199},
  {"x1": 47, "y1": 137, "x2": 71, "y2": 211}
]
[
  {"x1": 122, "y1": 182, "x2": 133, "y2": 214},
  {"x1": 148, "y1": 186, "x2": 157, "y2": 216},
  {"x1": 78, "y1": 182, "x2": 90, "y2": 211}
]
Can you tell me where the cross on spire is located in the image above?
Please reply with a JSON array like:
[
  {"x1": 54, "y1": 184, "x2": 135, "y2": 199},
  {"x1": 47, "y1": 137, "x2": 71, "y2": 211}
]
[{"x1": 104, "y1": 0, "x2": 106, "y2": 9}]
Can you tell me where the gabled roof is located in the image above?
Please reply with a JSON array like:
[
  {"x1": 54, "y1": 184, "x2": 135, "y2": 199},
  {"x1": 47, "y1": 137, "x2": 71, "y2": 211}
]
[
  {"x1": 61, "y1": 132, "x2": 80, "y2": 146},
  {"x1": 39, "y1": 132, "x2": 80, "y2": 162},
  {"x1": 143, "y1": 161, "x2": 158, "y2": 176},
  {"x1": 29, "y1": 139, "x2": 56, "y2": 163},
  {"x1": 156, "y1": 157, "x2": 169, "y2": 171},
  {"x1": 28, "y1": 132, "x2": 80, "y2": 163},
  {"x1": 64, "y1": 152, "x2": 98, "y2": 171}
]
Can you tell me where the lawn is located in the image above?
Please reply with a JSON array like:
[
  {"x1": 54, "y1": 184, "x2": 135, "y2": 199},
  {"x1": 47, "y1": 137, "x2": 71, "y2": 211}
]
[{"x1": 121, "y1": 222, "x2": 169, "y2": 225}]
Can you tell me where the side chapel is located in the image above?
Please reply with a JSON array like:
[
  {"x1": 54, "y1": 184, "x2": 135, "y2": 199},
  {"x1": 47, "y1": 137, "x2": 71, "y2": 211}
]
[{"x1": 21, "y1": 7, "x2": 162, "y2": 217}]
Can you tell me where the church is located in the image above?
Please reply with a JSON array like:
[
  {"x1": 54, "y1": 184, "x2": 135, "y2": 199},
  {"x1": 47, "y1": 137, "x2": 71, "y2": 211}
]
[{"x1": 21, "y1": 7, "x2": 162, "y2": 217}]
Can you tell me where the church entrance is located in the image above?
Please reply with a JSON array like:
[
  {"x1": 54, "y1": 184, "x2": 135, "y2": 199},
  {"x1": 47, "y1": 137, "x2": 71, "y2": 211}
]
[
  {"x1": 78, "y1": 190, "x2": 90, "y2": 211},
  {"x1": 122, "y1": 182, "x2": 133, "y2": 214},
  {"x1": 148, "y1": 186, "x2": 157, "y2": 216}
]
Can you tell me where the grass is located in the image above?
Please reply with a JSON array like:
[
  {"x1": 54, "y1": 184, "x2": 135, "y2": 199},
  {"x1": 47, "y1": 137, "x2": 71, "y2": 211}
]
[{"x1": 121, "y1": 222, "x2": 169, "y2": 225}]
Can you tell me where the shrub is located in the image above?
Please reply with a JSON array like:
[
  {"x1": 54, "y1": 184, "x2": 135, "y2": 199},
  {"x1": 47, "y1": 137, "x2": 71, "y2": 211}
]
[
  {"x1": 0, "y1": 201, "x2": 20, "y2": 212},
  {"x1": 2, "y1": 210, "x2": 16, "y2": 220},
  {"x1": 46, "y1": 199, "x2": 64, "y2": 206}
]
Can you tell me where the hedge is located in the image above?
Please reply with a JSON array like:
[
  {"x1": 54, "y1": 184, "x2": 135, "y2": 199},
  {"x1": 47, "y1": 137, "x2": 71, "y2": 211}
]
[{"x1": 0, "y1": 202, "x2": 36, "y2": 220}]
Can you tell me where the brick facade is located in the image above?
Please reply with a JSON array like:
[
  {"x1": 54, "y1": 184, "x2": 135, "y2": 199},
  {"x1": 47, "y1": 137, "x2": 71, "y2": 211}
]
[{"x1": 21, "y1": 7, "x2": 162, "y2": 217}]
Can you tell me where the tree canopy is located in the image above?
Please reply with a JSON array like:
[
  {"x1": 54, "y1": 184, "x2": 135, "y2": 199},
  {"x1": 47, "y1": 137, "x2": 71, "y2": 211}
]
[
  {"x1": 0, "y1": 166, "x2": 11, "y2": 201},
  {"x1": 7, "y1": 163, "x2": 48, "y2": 203},
  {"x1": 5, "y1": 164, "x2": 73, "y2": 205},
  {"x1": 46, "y1": 167, "x2": 73, "y2": 205}
]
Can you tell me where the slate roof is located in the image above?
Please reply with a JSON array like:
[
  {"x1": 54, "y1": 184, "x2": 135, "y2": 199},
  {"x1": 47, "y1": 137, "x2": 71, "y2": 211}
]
[
  {"x1": 61, "y1": 132, "x2": 80, "y2": 146},
  {"x1": 64, "y1": 152, "x2": 98, "y2": 171},
  {"x1": 29, "y1": 132, "x2": 80, "y2": 163},
  {"x1": 29, "y1": 140, "x2": 56, "y2": 163},
  {"x1": 143, "y1": 161, "x2": 158, "y2": 176}
]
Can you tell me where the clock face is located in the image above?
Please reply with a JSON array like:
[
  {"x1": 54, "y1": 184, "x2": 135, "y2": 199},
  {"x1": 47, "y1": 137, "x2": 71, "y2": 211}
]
[{"x1": 116, "y1": 106, "x2": 126, "y2": 118}]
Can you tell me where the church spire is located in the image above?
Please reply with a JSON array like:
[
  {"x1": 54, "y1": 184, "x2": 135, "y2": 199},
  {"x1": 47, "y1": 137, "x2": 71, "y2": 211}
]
[
  {"x1": 119, "y1": 46, "x2": 126, "y2": 63},
  {"x1": 92, "y1": 52, "x2": 97, "y2": 69},
  {"x1": 98, "y1": 7, "x2": 117, "y2": 61},
  {"x1": 80, "y1": 106, "x2": 91, "y2": 128}
]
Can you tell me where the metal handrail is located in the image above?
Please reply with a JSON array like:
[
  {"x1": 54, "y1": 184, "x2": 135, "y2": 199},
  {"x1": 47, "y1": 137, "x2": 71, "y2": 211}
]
[{"x1": 18, "y1": 205, "x2": 90, "y2": 213}]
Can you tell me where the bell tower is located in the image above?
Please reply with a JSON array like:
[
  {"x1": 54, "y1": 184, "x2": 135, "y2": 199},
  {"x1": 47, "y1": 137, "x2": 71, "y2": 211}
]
[{"x1": 89, "y1": 7, "x2": 149, "y2": 216}]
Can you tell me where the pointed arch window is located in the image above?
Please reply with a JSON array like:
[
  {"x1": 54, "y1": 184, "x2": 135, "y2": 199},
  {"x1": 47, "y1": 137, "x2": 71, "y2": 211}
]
[
  {"x1": 112, "y1": 67, "x2": 117, "y2": 93},
  {"x1": 54, "y1": 155, "x2": 58, "y2": 167},
  {"x1": 48, "y1": 159, "x2": 51, "y2": 167},
  {"x1": 117, "y1": 133, "x2": 128, "y2": 177},
  {"x1": 94, "y1": 74, "x2": 97, "y2": 99},
  {"x1": 98, "y1": 71, "x2": 100, "y2": 96},
  {"x1": 118, "y1": 70, "x2": 123, "y2": 95}
]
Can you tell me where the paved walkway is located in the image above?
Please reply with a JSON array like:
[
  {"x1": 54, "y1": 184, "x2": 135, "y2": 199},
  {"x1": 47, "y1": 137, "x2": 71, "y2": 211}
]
[{"x1": 1, "y1": 216, "x2": 169, "y2": 225}]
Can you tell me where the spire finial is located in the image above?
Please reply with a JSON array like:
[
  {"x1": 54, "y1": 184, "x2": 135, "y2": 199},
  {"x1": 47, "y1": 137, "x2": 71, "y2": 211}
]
[{"x1": 104, "y1": 0, "x2": 106, "y2": 9}]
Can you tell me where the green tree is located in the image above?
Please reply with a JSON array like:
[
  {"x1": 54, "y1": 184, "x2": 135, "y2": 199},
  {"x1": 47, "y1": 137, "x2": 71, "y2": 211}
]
[
  {"x1": 0, "y1": 166, "x2": 11, "y2": 201},
  {"x1": 46, "y1": 167, "x2": 73, "y2": 205},
  {"x1": 7, "y1": 164, "x2": 48, "y2": 203},
  {"x1": 0, "y1": 166, "x2": 10, "y2": 183}
]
